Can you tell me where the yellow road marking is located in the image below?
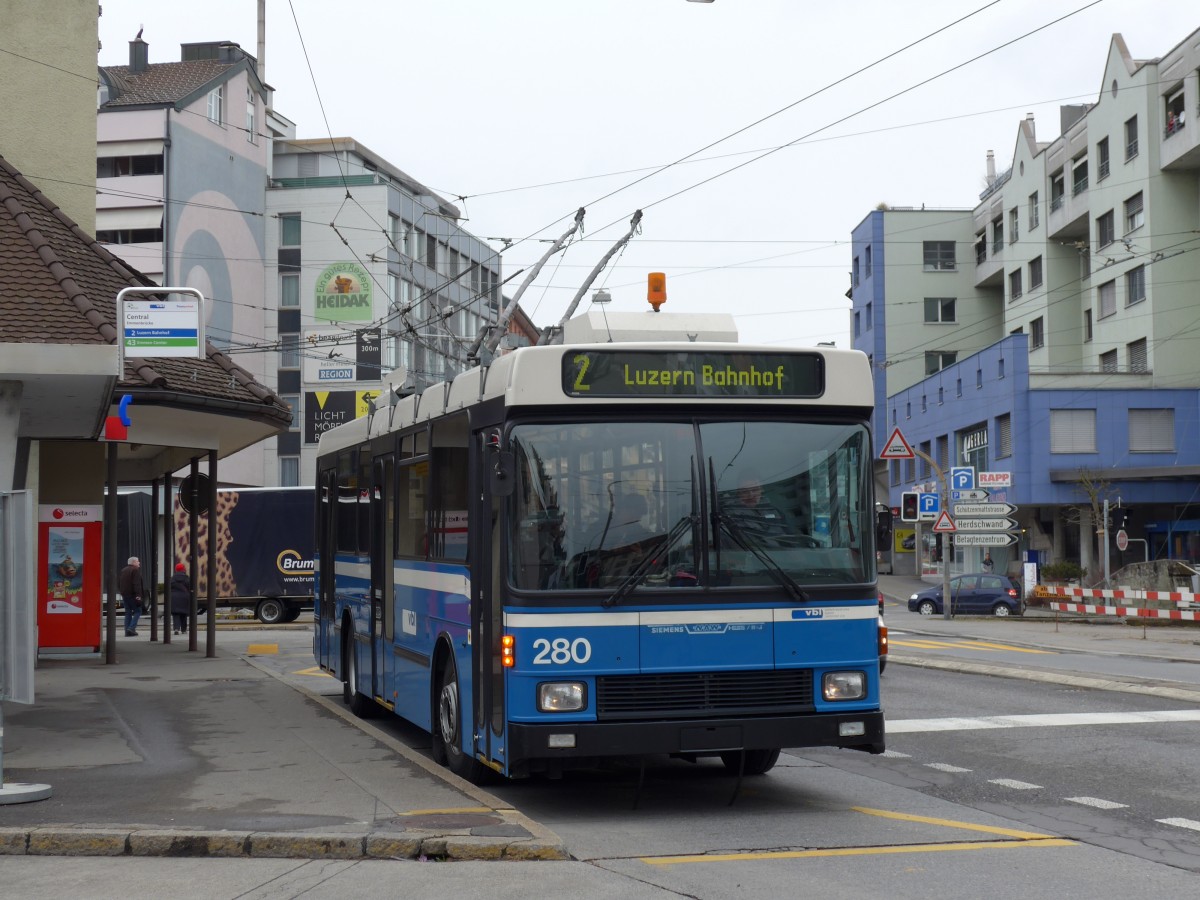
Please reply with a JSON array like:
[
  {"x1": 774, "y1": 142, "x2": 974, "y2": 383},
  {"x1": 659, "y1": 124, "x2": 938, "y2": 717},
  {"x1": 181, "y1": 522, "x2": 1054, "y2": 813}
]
[
  {"x1": 292, "y1": 666, "x2": 333, "y2": 678},
  {"x1": 246, "y1": 643, "x2": 278, "y2": 655},
  {"x1": 640, "y1": 808, "x2": 1074, "y2": 865},
  {"x1": 641, "y1": 838, "x2": 1075, "y2": 865},
  {"x1": 852, "y1": 806, "x2": 1055, "y2": 839},
  {"x1": 891, "y1": 639, "x2": 1053, "y2": 655}
]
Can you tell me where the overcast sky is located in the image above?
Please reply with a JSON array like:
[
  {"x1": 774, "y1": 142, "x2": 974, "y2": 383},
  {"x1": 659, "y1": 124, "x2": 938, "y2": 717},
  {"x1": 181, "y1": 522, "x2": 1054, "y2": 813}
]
[{"x1": 97, "y1": 0, "x2": 1194, "y2": 348}]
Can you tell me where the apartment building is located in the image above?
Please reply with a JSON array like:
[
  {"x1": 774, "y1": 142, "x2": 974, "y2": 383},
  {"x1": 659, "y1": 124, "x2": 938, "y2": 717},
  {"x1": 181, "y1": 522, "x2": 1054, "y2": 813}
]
[{"x1": 852, "y1": 29, "x2": 1200, "y2": 577}]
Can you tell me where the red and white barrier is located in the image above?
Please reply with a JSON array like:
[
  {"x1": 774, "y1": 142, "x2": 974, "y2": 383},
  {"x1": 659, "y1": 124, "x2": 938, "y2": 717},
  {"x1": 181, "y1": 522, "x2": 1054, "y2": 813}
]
[
  {"x1": 1047, "y1": 601, "x2": 1200, "y2": 621},
  {"x1": 1040, "y1": 585, "x2": 1200, "y2": 609}
]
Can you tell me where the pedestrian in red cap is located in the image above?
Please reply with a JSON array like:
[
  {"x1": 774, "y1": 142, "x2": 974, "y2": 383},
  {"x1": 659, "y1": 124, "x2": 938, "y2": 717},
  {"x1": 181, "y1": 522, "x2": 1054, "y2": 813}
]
[{"x1": 170, "y1": 562, "x2": 192, "y2": 635}]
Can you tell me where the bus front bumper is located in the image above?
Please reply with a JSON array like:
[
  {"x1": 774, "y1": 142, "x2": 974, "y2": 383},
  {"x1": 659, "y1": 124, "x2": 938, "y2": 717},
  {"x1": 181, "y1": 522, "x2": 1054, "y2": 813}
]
[{"x1": 507, "y1": 710, "x2": 885, "y2": 763}]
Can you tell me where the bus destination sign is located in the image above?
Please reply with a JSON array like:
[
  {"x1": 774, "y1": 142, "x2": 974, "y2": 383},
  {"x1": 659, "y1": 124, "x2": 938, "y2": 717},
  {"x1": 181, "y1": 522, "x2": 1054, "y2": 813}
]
[{"x1": 563, "y1": 350, "x2": 823, "y2": 398}]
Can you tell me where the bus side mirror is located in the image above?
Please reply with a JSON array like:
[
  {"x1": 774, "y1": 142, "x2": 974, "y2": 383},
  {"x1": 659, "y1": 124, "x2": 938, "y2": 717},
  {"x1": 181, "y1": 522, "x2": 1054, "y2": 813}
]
[{"x1": 489, "y1": 450, "x2": 515, "y2": 497}]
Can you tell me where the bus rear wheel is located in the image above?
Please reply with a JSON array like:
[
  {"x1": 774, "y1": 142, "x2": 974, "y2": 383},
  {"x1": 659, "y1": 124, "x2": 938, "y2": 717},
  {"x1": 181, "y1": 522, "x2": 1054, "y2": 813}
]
[
  {"x1": 434, "y1": 656, "x2": 489, "y2": 784},
  {"x1": 720, "y1": 748, "x2": 781, "y2": 776},
  {"x1": 342, "y1": 630, "x2": 374, "y2": 718}
]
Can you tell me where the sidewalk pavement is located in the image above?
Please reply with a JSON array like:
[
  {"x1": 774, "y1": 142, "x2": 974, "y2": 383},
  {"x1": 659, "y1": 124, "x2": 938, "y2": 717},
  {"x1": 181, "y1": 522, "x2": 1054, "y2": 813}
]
[
  {"x1": 0, "y1": 634, "x2": 566, "y2": 862},
  {"x1": 4, "y1": 581, "x2": 1199, "y2": 863}
]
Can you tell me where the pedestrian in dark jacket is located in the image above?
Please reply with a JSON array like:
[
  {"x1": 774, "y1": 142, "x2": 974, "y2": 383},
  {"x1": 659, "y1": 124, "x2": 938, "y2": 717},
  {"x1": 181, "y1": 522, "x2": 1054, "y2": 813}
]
[
  {"x1": 170, "y1": 563, "x2": 192, "y2": 635},
  {"x1": 119, "y1": 556, "x2": 144, "y2": 636}
]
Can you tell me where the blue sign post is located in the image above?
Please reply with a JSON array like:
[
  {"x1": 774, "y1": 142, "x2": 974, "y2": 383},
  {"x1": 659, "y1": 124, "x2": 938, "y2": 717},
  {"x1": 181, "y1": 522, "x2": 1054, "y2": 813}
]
[
  {"x1": 918, "y1": 493, "x2": 940, "y2": 520},
  {"x1": 950, "y1": 467, "x2": 975, "y2": 491}
]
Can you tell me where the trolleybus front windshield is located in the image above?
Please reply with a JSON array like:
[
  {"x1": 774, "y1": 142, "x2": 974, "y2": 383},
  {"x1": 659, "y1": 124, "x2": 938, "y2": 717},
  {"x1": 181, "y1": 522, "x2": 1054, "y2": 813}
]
[{"x1": 509, "y1": 419, "x2": 873, "y2": 593}]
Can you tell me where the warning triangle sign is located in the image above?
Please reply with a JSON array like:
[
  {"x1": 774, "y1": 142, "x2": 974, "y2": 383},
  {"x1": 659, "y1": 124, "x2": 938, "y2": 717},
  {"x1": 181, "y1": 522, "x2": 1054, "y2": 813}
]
[
  {"x1": 932, "y1": 511, "x2": 956, "y2": 532},
  {"x1": 879, "y1": 427, "x2": 914, "y2": 459}
]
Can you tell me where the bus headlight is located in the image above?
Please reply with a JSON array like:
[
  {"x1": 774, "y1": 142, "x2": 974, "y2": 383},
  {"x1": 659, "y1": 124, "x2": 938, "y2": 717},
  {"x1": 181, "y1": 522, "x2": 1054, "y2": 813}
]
[
  {"x1": 822, "y1": 671, "x2": 866, "y2": 701},
  {"x1": 538, "y1": 682, "x2": 586, "y2": 712}
]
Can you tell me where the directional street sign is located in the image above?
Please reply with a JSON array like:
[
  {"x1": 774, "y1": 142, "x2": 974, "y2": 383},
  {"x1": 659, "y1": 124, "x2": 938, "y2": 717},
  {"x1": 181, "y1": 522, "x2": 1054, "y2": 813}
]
[
  {"x1": 954, "y1": 533, "x2": 1019, "y2": 547},
  {"x1": 954, "y1": 517, "x2": 1018, "y2": 532},
  {"x1": 918, "y1": 493, "x2": 940, "y2": 520},
  {"x1": 950, "y1": 489, "x2": 989, "y2": 502},
  {"x1": 953, "y1": 502, "x2": 1018, "y2": 517},
  {"x1": 950, "y1": 467, "x2": 975, "y2": 491}
]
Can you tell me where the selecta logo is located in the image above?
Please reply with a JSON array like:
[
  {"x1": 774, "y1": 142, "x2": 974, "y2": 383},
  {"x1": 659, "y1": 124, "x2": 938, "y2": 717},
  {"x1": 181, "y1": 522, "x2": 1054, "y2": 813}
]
[
  {"x1": 53, "y1": 508, "x2": 64, "y2": 519},
  {"x1": 53, "y1": 508, "x2": 91, "y2": 519}
]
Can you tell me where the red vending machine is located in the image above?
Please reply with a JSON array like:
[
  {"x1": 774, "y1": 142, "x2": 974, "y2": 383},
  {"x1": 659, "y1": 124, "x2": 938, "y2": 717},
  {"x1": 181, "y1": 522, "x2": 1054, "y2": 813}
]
[{"x1": 37, "y1": 504, "x2": 103, "y2": 653}]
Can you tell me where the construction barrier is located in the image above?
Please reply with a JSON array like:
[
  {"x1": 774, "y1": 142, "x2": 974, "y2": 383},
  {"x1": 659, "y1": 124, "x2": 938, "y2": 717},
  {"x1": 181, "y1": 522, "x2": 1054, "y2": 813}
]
[{"x1": 1040, "y1": 584, "x2": 1200, "y2": 620}]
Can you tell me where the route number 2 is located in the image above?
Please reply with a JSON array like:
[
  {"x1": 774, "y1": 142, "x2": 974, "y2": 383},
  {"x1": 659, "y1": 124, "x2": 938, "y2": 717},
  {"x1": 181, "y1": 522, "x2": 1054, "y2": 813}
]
[{"x1": 532, "y1": 637, "x2": 592, "y2": 665}]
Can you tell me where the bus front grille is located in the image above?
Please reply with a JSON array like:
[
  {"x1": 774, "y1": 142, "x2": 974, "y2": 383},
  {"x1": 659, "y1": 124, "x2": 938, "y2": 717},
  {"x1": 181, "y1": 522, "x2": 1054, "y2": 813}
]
[{"x1": 595, "y1": 670, "x2": 815, "y2": 720}]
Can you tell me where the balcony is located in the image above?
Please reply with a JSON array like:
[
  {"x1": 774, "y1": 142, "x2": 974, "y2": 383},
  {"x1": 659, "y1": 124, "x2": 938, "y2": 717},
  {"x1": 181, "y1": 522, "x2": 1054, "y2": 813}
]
[{"x1": 1161, "y1": 108, "x2": 1200, "y2": 171}]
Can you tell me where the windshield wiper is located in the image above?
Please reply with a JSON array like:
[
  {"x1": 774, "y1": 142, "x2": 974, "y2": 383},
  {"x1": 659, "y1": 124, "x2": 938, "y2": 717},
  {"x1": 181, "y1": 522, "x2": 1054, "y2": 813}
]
[
  {"x1": 601, "y1": 513, "x2": 695, "y2": 609},
  {"x1": 714, "y1": 504, "x2": 810, "y2": 605}
]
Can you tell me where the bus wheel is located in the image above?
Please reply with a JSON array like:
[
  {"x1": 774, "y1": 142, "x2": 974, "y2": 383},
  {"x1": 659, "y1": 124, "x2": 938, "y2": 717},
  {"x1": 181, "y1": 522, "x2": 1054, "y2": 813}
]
[
  {"x1": 719, "y1": 748, "x2": 781, "y2": 776},
  {"x1": 257, "y1": 598, "x2": 286, "y2": 624},
  {"x1": 343, "y1": 630, "x2": 373, "y2": 718},
  {"x1": 435, "y1": 656, "x2": 488, "y2": 783}
]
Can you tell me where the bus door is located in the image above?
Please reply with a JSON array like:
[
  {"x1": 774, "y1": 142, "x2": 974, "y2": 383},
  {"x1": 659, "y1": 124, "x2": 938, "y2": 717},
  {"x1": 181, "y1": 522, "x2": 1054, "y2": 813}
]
[
  {"x1": 370, "y1": 454, "x2": 395, "y2": 702},
  {"x1": 316, "y1": 468, "x2": 336, "y2": 670},
  {"x1": 471, "y1": 427, "x2": 506, "y2": 768}
]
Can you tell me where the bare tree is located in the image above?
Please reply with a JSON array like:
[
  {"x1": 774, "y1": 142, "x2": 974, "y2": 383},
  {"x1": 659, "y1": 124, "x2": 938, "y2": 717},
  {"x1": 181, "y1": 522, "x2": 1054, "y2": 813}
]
[{"x1": 1061, "y1": 467, "x2": 1117, "y2": 585}]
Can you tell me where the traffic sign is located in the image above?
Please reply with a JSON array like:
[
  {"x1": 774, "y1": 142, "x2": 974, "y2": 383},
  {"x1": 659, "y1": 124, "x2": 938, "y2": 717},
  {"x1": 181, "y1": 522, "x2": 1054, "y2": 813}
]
[
  {"x1": 880, "y1": 428, "x2": 914, "y2": 460},
  {"x1": 953, "y1": 503, "x2": 1018, "y2": 517},
  {"x1": 1116, "y1": 529, "x2": 1129, "y2": 551},
  {"x1": 950, "y1": 467, "x2": 975, "y2": 490},
  {"x1": 950, "y1": 489, "x2": 989, "y2": 502},
  {"x1": 918, "y1": 493, "x2": 940, "y2": 520},
  {"x1": 954, "y1": 517, "x2": 1018, "y2": 532},
  {"x1": 954, "y1": 533, "x2": 1018, "y2": 547},
  {"x1": 932, "y1": 511, "x2": 956, "y2": 532}
]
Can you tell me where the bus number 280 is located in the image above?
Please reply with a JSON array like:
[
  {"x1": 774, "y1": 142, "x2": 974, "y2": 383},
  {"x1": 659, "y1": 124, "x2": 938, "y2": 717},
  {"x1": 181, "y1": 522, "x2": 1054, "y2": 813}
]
[{"x1": 531, "y1": 637, "x2": 592, "y2": 665}]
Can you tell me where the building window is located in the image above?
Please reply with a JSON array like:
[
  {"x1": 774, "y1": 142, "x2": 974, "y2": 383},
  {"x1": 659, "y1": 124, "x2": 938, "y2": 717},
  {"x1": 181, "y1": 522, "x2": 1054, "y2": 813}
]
[
  {"x1": 1030, "y1": 316, "x2": 1044, "y2": 349},
  {"x1": 1097, "y1": 210, "x2": 1115, "y2": 248},
  {"x1": 923, "y1": 241, "x2": 956, "y2": 271},
  {"x1": 904, "y1": 458, "x2": 915, "y2": 483},
  {"x1": 1126, "y1": 265, "x2": 1146, "y2": 306},
  {"x1": 976, "y1": 368, "x2": 983, "y2": 389},
  {"x1": 1098, "y1": 280, "x2": 1116, "y2": 319},
  {"x1": 999, "y1": 357, "x2": 1005, "y2": 379},
  {"x1": 1127, "y1": 337, "x2": 1148, "y2": 373},
  {"x1": 938, "y1": 386, "x2": 944, "y2": 404},
  {"x1": 1097, "y1": 136, "x2": 1110, "y2": 180},
  {"x1": 97, "y1": 154, "x2": 164, "y2": 177},
  {"x1": 96, "y1": 227, "x2": 163, "y2": 244},
  {"x1": 1028, "y1": 191, "x2": 1039, "y2": 230},
  {"x1": 245, "y1": 88, "x2": 256, "y2": 143},
  {"x1": 279, "y1": 457, "x2": 300, "y2": 486},
  {"x1": 921, "y1": 395, "x2": 928, "y2": 414},
  {"x1": 280, "y1": 213, "x2": 301, "y2": 247},
  {"x1": 924, "y1": 297, "x2": 955, "y2": 323},
  {"x1": 1125, "y1": 192, "x2": 1144, "y2": 232},
  {"x1": 864, "y1": 246, "x2": 872, "y2": 278},
  {"x1": 1050, "y1": 408, "x2": 1097, "y2": 453},
  {"x1": 1029, "y1": 255, "x2": 1043, "y2": 289},
  {"x1": 991, "y1": 217, "x2": 1004, "y2": 254},
  {"x1": 1100, "y1": 349, "x2": 1118, "y2": 372},
  {"x1": 1050, "y1": 171, "x2": 1065, "y2": 211},
  {"x1": 852, "y1": 257, "x2": 860, "y2": 286},
  {"x1": 1009, "y1": 269, "x2": 1023, "y2": 300},
  {"x1": 1166, "y1": 90, "x2": 1185, "y2": 136},
  {"x1": 919, "y1": 441, "x2": 931, "y2": 478},
  {"x1": 1008, "y1": 207, "x2": 1018, "y2": 243},
  {"x1": 890, "y1": 460, "x2": 899, "y2": 486},
  {"x1": 1129, "y1": 408, "x2": 1173, "y2": 452},
  {"x1": 892, "y1": 407, "x2": 897, "y2": 426},
  {"x1": 853, "y1": 311, "x2": 860, "y2": 337},
  {"x1": 1071, "y1": 155, "x2": 1088, "y2": 195},
  {"x1": 997, "y1": 413, "x2": 1012, "y2": 458},
  {"x1": 1084, "y1": 309, "x2": 1093, "y2": 342},
  {"x1": 280, "y1": 395, "x2": 300, "y2": 432},
  {"x1": 207, "y1": 85, "x2": 223, "y2": 124},
  {"x1": 906, "y1": 401, "x2": 911, "y2": 419},
  {"x1": 865, "y1": 302, "x2": 872, "y2": 330},
  {"x1": 937, "y1": 434, "x2": 949, "y2": 471},
  {"x1": 974, "y1": 233, "x2": 987, "y2": 265},
  {"x1": 956, "y1": 378, "x2": 962, "y2": 398},
  {"x1": 925, "y1": 351, "x2": 957, "y2": 375},
  {"x1": 280, "y1": 273, "x2": 299, "y2": 308},
  {"x1": 280, "y1": 333, "x2": 300, "y2": 369},
  {"x1": 1124, "y1": 116, "x2": 1138, "y2": 160}
]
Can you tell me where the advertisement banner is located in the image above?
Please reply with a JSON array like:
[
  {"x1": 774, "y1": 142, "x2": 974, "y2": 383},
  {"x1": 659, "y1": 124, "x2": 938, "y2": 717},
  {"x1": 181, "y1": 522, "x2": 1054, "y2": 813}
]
[
  {"x1": 313, "y1": 262, "x2": 373, "y2": 322},
  {"x1": 304, "y1": 390, "x2": 382, "y2": 444},
  {"x1": 37, "y1": 505, "x2": 103, "y2": 651}
]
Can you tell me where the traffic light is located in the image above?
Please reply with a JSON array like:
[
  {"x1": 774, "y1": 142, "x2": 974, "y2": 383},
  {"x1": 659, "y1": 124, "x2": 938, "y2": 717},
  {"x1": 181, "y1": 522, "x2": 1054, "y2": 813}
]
[
  {"x1": 900, "y1": 492, "x2": 919, "y2": 522},
  {"x1": 875, "y1": 509, "x2": 892, "y2": 543}
]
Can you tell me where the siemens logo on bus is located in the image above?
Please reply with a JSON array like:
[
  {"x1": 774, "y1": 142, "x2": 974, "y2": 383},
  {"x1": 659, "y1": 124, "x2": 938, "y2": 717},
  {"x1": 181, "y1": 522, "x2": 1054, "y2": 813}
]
[{"x1": 276, "y1": 549, "x2": 315, "y2": 576}]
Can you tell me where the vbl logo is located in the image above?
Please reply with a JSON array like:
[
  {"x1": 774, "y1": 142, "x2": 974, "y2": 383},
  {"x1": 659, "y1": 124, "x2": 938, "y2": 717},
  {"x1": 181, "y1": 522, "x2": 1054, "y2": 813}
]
[{"x1": 797, "y1": 609, "x2": 824, "y2": 618}]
